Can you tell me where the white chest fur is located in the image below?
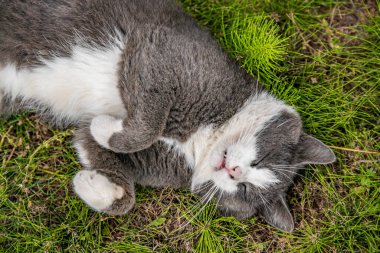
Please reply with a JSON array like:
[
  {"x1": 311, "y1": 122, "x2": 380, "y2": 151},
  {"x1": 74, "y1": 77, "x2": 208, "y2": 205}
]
[
  {"x1": 0, "y1": 40, "x2": 127, "y2": 123},
  {"x1": 160, "y1": 125, "x2": 215, "y2": 169}
]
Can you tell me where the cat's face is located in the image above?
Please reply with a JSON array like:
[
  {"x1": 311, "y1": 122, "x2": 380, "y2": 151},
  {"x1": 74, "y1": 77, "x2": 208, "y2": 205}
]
[
  {"x1": 207, "y1": 132, "x2": 282, "y2": 193},
  {"x1": 192, "y1": 106, "x2": 336, "y2": 232}
]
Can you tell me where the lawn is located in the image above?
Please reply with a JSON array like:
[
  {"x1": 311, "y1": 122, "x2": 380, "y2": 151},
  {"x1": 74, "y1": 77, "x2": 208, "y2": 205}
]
[{"x1": 1, "y1": 0, "x2": 379, "y2": 252}]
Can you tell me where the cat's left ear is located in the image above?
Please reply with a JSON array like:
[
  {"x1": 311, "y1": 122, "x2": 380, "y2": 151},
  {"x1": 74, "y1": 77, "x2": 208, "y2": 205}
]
[
  {"x1": 260, "y1": 195, "x2": 294, "y2": 233},
  {"x1": 293, "y1": 133, "x2": 336, "y2": 165}
]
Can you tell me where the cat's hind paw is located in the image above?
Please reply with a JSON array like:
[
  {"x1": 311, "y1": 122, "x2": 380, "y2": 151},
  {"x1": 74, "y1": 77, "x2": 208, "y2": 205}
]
[
  {"x1": 73, "y1": 170, "x2": 134, "y2": 215},
  {"x1": 90, "y1": 115, "x2": 123, "y2": 149}
]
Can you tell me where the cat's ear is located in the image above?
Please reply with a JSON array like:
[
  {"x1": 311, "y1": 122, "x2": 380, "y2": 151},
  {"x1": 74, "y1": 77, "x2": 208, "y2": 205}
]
[
  {"x1": 260, "y1": 195, "x2": 294, "y2": 233},
  {"x1": 293, "y1": 133, "x2": 336, "y2": 165}
]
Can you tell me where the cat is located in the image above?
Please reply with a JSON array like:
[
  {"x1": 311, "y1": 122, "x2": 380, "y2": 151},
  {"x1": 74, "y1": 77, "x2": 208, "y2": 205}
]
[
  {"x1": 0, "y1": 0, "x2": 335, "y2": 232},
  {"x1": 73, "y1": 107, "x2": 334, "y2": 232}
]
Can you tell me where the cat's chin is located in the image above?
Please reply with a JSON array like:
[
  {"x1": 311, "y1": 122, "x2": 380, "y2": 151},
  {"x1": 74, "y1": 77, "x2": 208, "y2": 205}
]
[
  {"x1": 191, "y1": 169, "x2": 239, "y2": 194},
  {"x1": 212, "y1": 170, "x2": 239, "y2": 193}
]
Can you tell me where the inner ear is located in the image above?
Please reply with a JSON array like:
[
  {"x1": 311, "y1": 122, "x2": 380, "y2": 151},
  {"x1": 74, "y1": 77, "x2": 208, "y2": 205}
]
[
  {"x1": 260, "y1": 195, "x2": 294, "y2": 233},
  {"x1": 293, "y1": 133, "x2": 336, "y2": 165}
]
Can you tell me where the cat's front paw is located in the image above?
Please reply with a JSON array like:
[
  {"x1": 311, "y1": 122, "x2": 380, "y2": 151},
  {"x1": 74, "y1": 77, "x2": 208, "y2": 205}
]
[
  {"x1": 73, "y1": 170, "x2": 130, "y2": 214},
  {"x1": 90, "y1": 115, "x2": 123, "y2": 149}
]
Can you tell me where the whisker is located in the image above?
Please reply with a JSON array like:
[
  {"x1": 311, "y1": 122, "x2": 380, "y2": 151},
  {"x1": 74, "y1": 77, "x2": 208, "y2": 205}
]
[
  {"x1": 258, "y1": 192, "x2": 270, "y2": 211},
  {"x1": 192, "y1": 181, "x2": 213, "y2": 193},
  {"x1": 271, "y1": 169, "x2": 293, "y2": 181},
  {"x1": 208, "y1": 190, "x2": 223, "y2": 223},
  {"x1": 184, "y1": 186, "x2": 219, "y2": 227},
  {"x1": 187, "y1": 184, "x2": 217, "y2": 216},
  {"x1": 271, "y1": 167, "x2": 306, "y2": 179},
  {"x1": 170, "y1": 185, "x2": 219, "y2": 236},
  {"x1": 270, "y1": 164, "x2": 298, "y2": 167},
  {"x1": 197, "y1": 185, "x2": 216, "y2": 204}
]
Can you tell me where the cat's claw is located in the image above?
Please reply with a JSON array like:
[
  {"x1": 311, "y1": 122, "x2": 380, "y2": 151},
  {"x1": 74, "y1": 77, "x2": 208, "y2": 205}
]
[
  {"x1": 90, "y1": 115, "x2": 123, "y2": 149},
  {"x1": 73, "y1": 170, "x2": 125, "y2": 212}
]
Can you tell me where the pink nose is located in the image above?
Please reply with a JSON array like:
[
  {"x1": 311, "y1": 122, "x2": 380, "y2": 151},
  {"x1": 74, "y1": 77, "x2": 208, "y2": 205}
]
[{"x1": 226, "y1": 166, "x2": 241, "y2": 178}]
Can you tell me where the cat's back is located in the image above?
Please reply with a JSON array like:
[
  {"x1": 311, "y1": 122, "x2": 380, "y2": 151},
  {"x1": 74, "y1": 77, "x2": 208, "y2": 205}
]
[{"x1": 0, "y1": 0, "x2": 189, "y2": 67}]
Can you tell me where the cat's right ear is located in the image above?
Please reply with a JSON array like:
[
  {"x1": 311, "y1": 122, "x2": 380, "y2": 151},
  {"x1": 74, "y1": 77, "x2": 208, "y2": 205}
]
[
  {"x1": 293, "y1": 133, "x2": 336, "y2": 165},
  {"x1": 260, "y1": 195, "x2": 294, "y2": 233}
]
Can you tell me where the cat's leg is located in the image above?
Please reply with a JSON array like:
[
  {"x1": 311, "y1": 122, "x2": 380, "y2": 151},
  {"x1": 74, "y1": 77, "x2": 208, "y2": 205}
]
[
  {"x1": 73, "y1": 169, "x2": 135, "y2": 215},
  {"x1": 72, "y1": 128, "x2": 136, "y2": 215},
  {"x1": 0, "y1": 93, "x2": 23, "y2": 117},
  {"x1": 0, "y1": 90, "x2": 18, "y2": 117},
  {"x1": 89, "y1": 89, "x2": 174, "y2": 153},
  {"x1": 0, "y1": 64, "x2": 19, "y2": 116},
  {"x1": 0, "y1": 66, "x2": 9, "y2": 115},
  {"x1": 0, "y1": 89, "x2": 4, "y2": 114}
]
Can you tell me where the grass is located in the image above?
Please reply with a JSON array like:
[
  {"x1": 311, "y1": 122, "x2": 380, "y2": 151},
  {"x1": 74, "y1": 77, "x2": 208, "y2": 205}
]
[{"x1": 1, "y1": 0, "x2": 379, "y2": 252}]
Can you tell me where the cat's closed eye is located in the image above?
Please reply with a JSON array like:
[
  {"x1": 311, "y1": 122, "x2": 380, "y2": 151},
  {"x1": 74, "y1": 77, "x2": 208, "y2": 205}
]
[
  {"x1": 250, "y1": 161, "x2": 259, "y2": 167},
  {"x1": 241, "y1": 183, "x2": 248, "y2": 195},
  {"x1": 250, "y1": 153, "x2": 270, "y2": 167}
]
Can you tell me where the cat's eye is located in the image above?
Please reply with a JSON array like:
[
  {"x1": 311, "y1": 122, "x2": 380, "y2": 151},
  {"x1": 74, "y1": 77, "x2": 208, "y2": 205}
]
[
  {"x1": 240, "y1": 184, "x2": 249, "y2": 201},
  {"x1": 250, "y1": 153, "x2": 270, "y2": 167},
  {"x1": 241, "y1": 183, "x2": 247, "y2": 195}
]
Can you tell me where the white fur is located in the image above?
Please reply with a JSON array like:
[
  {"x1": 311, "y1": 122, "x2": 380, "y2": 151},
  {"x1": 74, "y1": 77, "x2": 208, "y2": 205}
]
[
  {"x1": 73, "y1": 170, "x2": 124, "y2": 211},
  {"x1": 74, "y1": 142, "x2": 91, "y2": 167},
  {"x1": 245, "y1": 168, "x2": 280, "y2": 189},
  {"x1": 0, "y1": 39, "x2": 126, "y2": 124},
  {"x1": 212, "y1": 170, "x2": 239, "y2": 193},
  {"x1": 90, "y1": 115, "x2": 123, "y2": 149},
  {"x1": 161, "y1": 92, "x2": 295, "y2": 193},
  {"x1": 159, "y1": 125, "x2": 214, "y2": 168}
]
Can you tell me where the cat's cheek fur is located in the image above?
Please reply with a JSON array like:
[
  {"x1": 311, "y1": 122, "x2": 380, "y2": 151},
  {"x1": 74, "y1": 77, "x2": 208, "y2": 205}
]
[
  {"x1": 90, "y1": 115, "x2": 123, "y2": 149},
  {"x1": 246, "y1": 168, "x2": 280, "y2": 189},
  {"x1": 212, "y1": 170, "x2": 238, "y2": 193},
  {"x1": 73, "y1": 170, "x2": 125, "y2": 212}
]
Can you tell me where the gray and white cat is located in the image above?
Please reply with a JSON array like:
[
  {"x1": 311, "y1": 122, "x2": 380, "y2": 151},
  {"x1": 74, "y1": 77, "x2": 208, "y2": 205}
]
[{"x1": 0, "y1": 0, "x2": 335, "y2": 232}]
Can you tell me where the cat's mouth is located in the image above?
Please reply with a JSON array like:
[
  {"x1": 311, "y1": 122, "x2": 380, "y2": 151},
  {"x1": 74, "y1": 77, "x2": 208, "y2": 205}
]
[
  {"x1": 216, "y1": 150, "x2": 227, "y2": 171},
  {"x1": 216, "y1": 151, "x2": 242, "y2": 180},
  {"x1": 216, "y1": 157, "x2": 236, "y2": 180},
  {"x1": 217, "y1": 157, "x2": 226, "y2": 170}
]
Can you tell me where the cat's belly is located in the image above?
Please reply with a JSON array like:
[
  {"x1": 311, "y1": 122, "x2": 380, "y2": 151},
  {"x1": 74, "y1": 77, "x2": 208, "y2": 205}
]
[{"x1": 0, "y1": 43, "x2": 126, "y2": 123}]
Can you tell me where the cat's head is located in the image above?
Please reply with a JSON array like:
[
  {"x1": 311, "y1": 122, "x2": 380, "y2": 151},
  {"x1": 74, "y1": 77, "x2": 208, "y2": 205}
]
[{"x1": 191, "y1": 93, "x2": 335, "y2": 232}]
